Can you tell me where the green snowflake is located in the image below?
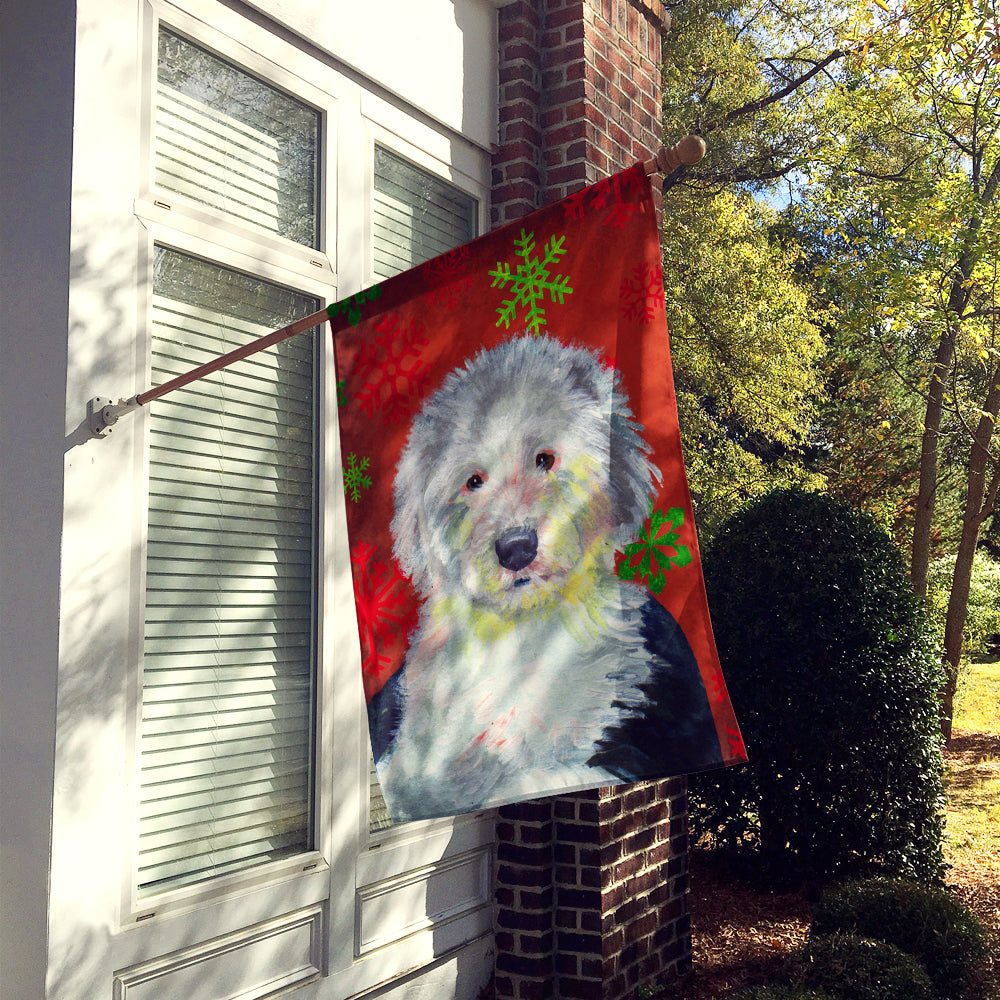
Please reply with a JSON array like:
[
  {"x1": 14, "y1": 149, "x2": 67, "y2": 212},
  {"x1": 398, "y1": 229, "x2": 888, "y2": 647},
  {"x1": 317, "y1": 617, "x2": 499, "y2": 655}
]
[
  {"x1": 336, "y1": 379, "x2": 347, "y2": 406},
  {"x1": 327, "y1": 285, "x2": 382, "y2": 327},
  {"x1": 489, "y1": 229, "x2": 573, "y2": 335},
  {"x1": 618, "y1": 506, "x2": 692, "y2": 595},
  {"x1": 343, "y1": 452, "x2": 372, "y2": 503}
]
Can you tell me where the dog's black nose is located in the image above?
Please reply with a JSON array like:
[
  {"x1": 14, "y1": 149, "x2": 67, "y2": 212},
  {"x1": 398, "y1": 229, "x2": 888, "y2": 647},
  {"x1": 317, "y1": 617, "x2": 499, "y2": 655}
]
[{"x1": 495, "y1": 527, "x2": 538, "y2": 572}]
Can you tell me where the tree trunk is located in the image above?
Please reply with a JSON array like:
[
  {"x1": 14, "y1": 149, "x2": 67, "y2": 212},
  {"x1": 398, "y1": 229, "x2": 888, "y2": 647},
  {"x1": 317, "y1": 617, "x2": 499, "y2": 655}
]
[
  {"x1": 910, "y1": 329, "x2": 955, "y2": 598},
  {"x1": 910, "y1": 161, "x2": 1000, "y2": 597},
  {"x1": 940, "y1": 374, "x2": 1000, "y2": 741}
]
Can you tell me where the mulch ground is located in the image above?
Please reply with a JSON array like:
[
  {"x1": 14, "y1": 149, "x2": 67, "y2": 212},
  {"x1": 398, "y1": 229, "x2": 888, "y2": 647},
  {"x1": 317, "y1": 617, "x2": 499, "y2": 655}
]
[
  {"x1": 656, "y1": 734, "x2": 1000, "y2": 999},
  {"x1": 655, "y1": 850, "x2": 814, "y2": 999}
]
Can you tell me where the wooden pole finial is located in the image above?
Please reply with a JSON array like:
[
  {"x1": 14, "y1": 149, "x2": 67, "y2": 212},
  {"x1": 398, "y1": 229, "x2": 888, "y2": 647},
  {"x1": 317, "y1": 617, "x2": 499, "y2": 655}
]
[{"x1": 644, "y1": 135, "x2": 707, "y2": 176}]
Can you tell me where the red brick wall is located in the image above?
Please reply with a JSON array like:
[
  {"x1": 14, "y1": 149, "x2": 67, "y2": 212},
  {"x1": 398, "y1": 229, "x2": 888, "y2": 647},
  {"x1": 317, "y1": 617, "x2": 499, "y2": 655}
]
[
  {"x1": 494, "y1": 781, "x2": 691, "y2": 1000},
  {"x1": 492, "y1": 0, "x2": 668, "y2": 226},
  {"x1": 490, "y1": 8, "x2": 691, "y2": 997}
]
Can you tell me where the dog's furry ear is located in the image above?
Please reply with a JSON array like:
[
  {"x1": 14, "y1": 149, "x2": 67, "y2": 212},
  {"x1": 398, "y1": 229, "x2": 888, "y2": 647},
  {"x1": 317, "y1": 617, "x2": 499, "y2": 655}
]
[
  {"x1": 608, "y1": 378, "x2": 659, "y2": 537},
  {"x1": 553, "y1": 343, "x2": 658, "y2": 534},
  {"x1": 391, "y1": 424, "x2": 441, "y2": 595}
]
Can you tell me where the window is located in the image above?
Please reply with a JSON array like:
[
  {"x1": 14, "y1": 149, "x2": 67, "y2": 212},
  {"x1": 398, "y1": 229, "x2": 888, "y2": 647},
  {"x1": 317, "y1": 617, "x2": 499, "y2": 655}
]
[
  {"x1": 155, "y1": 28, "x2": 320, "y2": 247},
  {"x1": 55, "y1": 0, "x2": 497, "y2": 992},
  {"x1": 372, "y1": 145, "x2": 477, "y2": 279},
  {"x1": 136, "y1": 26, "x2": 323, "y2": 897},
  {"x1": 367, "y1": 146, "x2": 478, "y2": 832},
  {"x1": 139, "y1": 248, "x2": 319, "y2": 895}
]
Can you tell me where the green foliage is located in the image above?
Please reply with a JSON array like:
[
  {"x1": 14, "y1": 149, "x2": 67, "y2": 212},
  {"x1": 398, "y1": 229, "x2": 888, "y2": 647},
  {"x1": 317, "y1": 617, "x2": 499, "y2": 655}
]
[
  {"x1": 664, "y1": 189, "x2": 826, "y2": 539},
  {"x1": 811, "y1": 878, "x2": 988, "y2": 999},
  {"x1": 927, "y1": 551, "x2": 1000, "y2": 659},
  {"x1": 692, "y1": 489, "x2": 947, "y2": 882},
  {"x1": 791, "y1": 933, "x2": 934, "y2": 1000},
  {"x1": 656, "y1": 2, "x2": 840, "y2": 539},
  {"x1": 658, "y1": 0, "x2": 1000, "y2": 743},
  {"x1": 661, "y1": 0, "x2": 850, "y2": 193},
  {"x1": 732, "y1": 988, "x2": 836, "y2": 1000},
  {"x1": 780, "y1": 217, "x2": 932, "y2": 550}
]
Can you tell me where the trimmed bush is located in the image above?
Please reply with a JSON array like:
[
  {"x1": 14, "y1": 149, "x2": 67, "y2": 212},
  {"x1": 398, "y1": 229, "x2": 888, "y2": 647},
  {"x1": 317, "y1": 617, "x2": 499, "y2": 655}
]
[
  {"x1": 792, "y1": 933, "x2": 934, "y2": 1000},
  {"x1": 732, "y1": 987, "x2": 837, "y2": 1000},
  {"x1": 691, "y1": 489, "x2": 946, "y2": 882},
  {"x1": 812, "y1": 878, "x2": 988, "y2": 998}
]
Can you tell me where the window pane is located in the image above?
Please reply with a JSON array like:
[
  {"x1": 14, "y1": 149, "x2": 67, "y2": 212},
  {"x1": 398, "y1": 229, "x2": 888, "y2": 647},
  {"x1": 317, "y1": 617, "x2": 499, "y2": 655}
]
[
  {"x1": 372, "y1": 146, "x2": 477, "y2": 278},
  {"x1": 156, "y1": 28, "x2": 320, "y2": 248},
  {"x1": 138, "y1": 247, "x2": 318, "y2": 895},
  {"x1": 369, "y1": 150, "x2": 478, "y2": 830}
]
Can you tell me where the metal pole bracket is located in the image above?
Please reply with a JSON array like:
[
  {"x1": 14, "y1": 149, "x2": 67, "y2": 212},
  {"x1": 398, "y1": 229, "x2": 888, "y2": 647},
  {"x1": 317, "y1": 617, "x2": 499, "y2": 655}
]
[{"x1": 87, "y1": 396, "x2": 140, "y2": 438}]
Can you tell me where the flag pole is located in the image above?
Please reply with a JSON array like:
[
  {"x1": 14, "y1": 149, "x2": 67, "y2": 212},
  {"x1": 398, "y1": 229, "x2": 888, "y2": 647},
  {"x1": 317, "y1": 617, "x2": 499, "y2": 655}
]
[
  {"x1": 87, "y1": 305, "x2": 333, "y2": 437},
  {"x1": 88, "y1": 135, "x2": 706, "y2": 438}
]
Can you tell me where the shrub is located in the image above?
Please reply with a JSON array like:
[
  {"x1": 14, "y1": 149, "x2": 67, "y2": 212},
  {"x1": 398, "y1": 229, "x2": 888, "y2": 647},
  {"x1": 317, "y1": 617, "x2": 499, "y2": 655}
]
[
  {"x1": 811, "y1": 878, "x2": 988, "y2": 998},
  {"x1": 791, "y1": 933, "x2": 934, "y2": 1000},
  {"x1": 732, "y1": 987, "x2": 837, "y2": 1000},
  {"x1": 691, "y1": 489, "x2": 946, "y2": 882}
]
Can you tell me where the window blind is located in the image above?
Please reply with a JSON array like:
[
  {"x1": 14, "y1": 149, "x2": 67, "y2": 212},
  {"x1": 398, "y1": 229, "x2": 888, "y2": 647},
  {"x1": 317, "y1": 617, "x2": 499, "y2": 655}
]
[
  {"x1": 368, "y1": 148, "x2": 477, "y2": 831},
  {"x1": 372, "y1": 146, "x2": 477, "y2": 280},
  {"x1": 156, "y1": 28, "x2": 320, "y2": 248},
  {"x1": 138, "y1": 248, "x2": 319, "y2": 895}
]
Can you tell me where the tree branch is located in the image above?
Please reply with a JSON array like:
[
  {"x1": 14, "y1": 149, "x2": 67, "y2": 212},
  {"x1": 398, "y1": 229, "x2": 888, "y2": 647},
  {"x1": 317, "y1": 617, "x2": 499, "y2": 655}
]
[{"x1": 701, "y1": 49, "x2": 848, "y2": 134}]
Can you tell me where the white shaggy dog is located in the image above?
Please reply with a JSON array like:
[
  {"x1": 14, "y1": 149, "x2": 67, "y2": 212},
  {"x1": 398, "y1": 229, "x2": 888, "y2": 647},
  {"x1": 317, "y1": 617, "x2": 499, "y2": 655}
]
[{"x1": 371, "y1": 335, "x2": 719, "y2": 821}]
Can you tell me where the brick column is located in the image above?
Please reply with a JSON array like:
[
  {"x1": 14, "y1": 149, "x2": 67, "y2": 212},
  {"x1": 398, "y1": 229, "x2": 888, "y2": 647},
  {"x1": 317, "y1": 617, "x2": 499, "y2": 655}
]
[
  {"x1": 493, "y1": 0, "x2": 668, "y2": 225},
  {"x1": 491, "y1": 4, "x2": 693, "y2": 999},
  {"x1": 494, "y1": 780, "x2": 691, "y2": 1000}
]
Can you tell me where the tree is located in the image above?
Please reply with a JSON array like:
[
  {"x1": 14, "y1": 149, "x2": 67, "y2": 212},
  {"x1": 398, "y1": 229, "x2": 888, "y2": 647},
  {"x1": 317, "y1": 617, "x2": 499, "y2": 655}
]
[
  {"x1": 661, "y1": 188, "x2": 825, "y2": 537},
  {"x1": 659, "y1": 1, "x2": 999, "y2": 737},
  {"x1": 658, "y1": 1, "x2": 845, "y2": 536},
  {"x1": 800, "y1": 0, "x2": 1000, "y2": 736},
  {"x1": 780, "y1": 206, "x2": 969, "y2": 549},
  {"x1": 661, "y1": 0, "x2": 854, "y2": 194}
]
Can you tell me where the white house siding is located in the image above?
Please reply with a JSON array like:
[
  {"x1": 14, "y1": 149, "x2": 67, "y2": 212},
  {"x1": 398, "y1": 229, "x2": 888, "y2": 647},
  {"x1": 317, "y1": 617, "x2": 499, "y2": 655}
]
[
  {"x1": 0, "y1": 1, "x2": 77, "y2": 996},
  {"x1": 0, "y1": 1, "x2": 499, "y2": 998},
  {"x1": 242, "y1": 0, "x2": 499, "y2": 153}
]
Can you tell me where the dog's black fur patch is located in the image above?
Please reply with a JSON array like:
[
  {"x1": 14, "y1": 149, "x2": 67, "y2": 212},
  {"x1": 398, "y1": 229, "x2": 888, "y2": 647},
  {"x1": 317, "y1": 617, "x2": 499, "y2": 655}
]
[{"x1": 587, "y1": 599, "x2": 722, "y2": 780}]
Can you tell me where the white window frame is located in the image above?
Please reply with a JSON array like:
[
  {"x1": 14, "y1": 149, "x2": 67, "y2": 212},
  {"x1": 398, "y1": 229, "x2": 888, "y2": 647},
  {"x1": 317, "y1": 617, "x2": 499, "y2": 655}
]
[
  {"x1": 122, "y1": 223, "x2": 338, "y2": 925},
  {"x1": 124, "y1": 0, "x2": 339, "y2": 927},
  {"x1": 109, "y1": 0, "x2": 496, "y2": 991}
]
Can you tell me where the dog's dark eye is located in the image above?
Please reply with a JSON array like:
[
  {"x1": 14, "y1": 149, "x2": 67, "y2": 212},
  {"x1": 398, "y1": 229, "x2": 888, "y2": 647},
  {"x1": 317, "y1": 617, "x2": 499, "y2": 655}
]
[
  {"x1": 466, "y1": 473, "x2": 486, "y2": 491},
  {"x1": 536, "y1": 452, "x2": 556, "y2": 472}
]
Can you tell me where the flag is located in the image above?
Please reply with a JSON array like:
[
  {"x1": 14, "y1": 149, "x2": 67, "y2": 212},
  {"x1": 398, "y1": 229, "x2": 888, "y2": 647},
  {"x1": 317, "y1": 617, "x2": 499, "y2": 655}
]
[{"x1": 331, "y1": 163, "x2": 745, "y2": 822}]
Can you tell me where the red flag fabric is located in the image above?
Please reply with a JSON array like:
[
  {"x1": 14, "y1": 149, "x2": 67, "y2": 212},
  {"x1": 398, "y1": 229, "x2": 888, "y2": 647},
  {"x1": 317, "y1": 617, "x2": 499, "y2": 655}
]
[{"x1": 332, "y1": 163, "x2": 745, "y2": 822}]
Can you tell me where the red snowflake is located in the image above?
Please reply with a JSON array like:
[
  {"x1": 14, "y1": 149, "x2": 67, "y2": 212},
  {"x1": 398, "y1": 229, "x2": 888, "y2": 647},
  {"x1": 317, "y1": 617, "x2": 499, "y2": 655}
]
[
  {"x1": 589, "y1": 176, "x2": 614, "y2": 211},
  {"x1": 562, "y1": 187, "x2": 591, "y2": 222},
  {"x1": 351, "y1": 541, "x2": 416, "y2": 682},
  {"x1": 603, "y1": 196, "x2": 637, "y2": 230},
  {"x1": 354, "y1": 313, "x2": 431, "y2": 424},
  {"x1": 562, "y1": 167, "x2": 646, "y2": 226},
  {"x1": 425, "y1": 244, "x2": 471, "y2": 282},
  {"x1": 429, "y1": 274, "x2": 474, "y2": 311},
  {"x1": 620, "y1": 260, "x2": 664, "y2": 322},
  {"x1": 421, "y1": 246, "x2": 475, "y2": 309},
  {"x1": 590, "y1": 173, "x2": 638, "y2": 229},
  {"x1": 706, "y1": 666, "x2": 729, "y2": 705}
]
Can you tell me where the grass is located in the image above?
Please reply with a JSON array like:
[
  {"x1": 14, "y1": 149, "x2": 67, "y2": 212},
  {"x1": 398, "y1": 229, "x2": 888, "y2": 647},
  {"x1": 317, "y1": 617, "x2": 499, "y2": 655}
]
[
  {"x1": 942, "y1": 658, "x2": 1000, "y2": 1000},
  {"x1": 945, "y1": 659, "x2": 1000, "y2": 868},
  {"x1": 955, "y1": 658, "x2": 1000, "y2": 734}
]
